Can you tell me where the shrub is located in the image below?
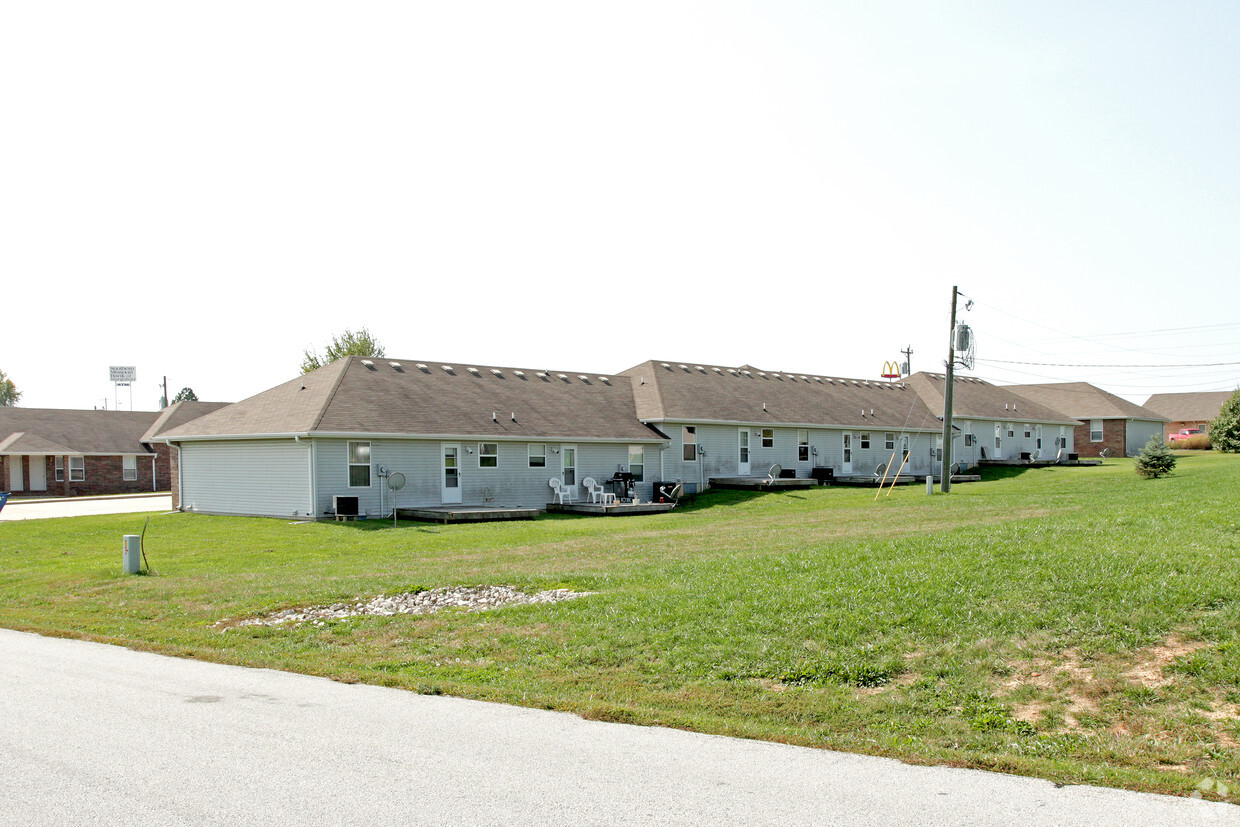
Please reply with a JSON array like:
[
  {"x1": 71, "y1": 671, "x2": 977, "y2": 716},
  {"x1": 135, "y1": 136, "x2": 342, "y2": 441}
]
[
  {"x1": 1169, "y1": 434, "x2": 1211, "y2": 450},
  {"x1": 1135, "y1": 434, "x2": 1176, "y2": 478},
  {"x1": 1209, "y1": 389, "x2": 1240, "y2": 453}
]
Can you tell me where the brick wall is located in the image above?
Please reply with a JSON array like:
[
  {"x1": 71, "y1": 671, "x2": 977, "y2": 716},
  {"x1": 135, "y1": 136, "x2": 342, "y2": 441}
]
[
  {"x1": 4, "y1": 452, "x2": 172, "y2": 498},
  {"x1": 1073, "y1": 419, "x2": 1126, "y2": 458}
]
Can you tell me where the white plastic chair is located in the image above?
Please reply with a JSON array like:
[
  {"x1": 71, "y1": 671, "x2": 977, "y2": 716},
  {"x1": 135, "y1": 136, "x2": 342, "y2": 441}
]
[
  {"x1": 582, "y1": 477, "x2": 615, "y2": 505},
  {"x1": 549, "y1": 477, "x2": 577, "y2": 504}
]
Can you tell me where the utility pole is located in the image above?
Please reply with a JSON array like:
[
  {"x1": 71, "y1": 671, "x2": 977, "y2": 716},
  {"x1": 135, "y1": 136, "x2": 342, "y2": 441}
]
[
  {"x1": 900, "y1": 345, "x2": 914, "y2": 375},
  {"x1": 940, "y1": 287, "x2": 959, "y2": 493}
]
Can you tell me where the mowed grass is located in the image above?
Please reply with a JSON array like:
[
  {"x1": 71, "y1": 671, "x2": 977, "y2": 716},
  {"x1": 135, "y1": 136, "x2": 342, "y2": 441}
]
[{"x1": 2, "y1": 453, "x2": 1239, "y2": 799}]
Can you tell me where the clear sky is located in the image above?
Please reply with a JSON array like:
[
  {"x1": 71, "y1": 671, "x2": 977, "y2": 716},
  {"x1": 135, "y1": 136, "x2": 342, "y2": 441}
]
[{"x1": 3, "y1": 1, "x2": 1237, "y2": 411}]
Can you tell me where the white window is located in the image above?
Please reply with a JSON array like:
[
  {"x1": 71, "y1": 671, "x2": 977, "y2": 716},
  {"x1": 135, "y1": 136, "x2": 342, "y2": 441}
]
[
  {"x1": 57, "y1": 456, "x2": 85, "y2": 482},
  {"x1": 760, "y1": 428, "x2": 774, "y2": 448},
  {"x1": 683, "y1": 427, "x2": 697, "y2": 461},
  {"x1": 797, "y1": 430, "x2": 809, "y2": 462},
  {"x1": 123, "y1": 455, "x2": 137, "y2": 481},
  {"x1": 1023, "y1": 425, "x2": 1032, "y2": 439},
  {"x1": 1006, "y1": 424, "x2": 1015, "y2": 438},
  {"x1": 628, "y1": 446, "x2": 645, "y2": 481},
  {"x1": 860, "y1": 433, "x2": 871, "y2": 450},
  {"x1": 885, "y1": 433, "x2": 896, "y2": 450},
  {"x1": 1090, "y1": 420, "x2": 1103, "y2": 442},
  {"x1": 528, "y1": 444, "x2": 546, "y2": 468},
  {"x1": 348, "y1": 441, "x2": 371, "y2": 487},
  {"x1": 479, "y1": 443, "x2": 498, "y2": 468}
]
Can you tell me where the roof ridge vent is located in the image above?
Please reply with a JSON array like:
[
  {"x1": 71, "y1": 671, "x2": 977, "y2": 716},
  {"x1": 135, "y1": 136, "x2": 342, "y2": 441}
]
[
  {"x1": 416, "y1": 363, "x2": 429, "y2": 372},
  {"x1": 361, "y1": 359, "x2": 375, "y2": 369},
  {"x1": 491, "y1": 369, "x2": 503, "y2": 376},
  {"x1": 467, "y1": 367, "x2": 480, "y2": 375},
  {"x1": 389, "y1": 362, "x2": 403, "y2": 371},
  {"x1": 514, "y1": 370, "x2": 525, "y2": 378},
  {"x1": 441, "y1": 365, "x2": 454, "y2": 373}
]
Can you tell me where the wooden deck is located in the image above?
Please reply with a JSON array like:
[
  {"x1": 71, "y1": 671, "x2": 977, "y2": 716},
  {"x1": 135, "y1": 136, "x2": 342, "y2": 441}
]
[
  {"x1": 396, "y1": 505, "x2": 541, "y2": 524},
  {"x1": 829, "y1": 474, "x2": 921, "y2": 487},
  {"x1": 546, "y1": 501, "x2": 676, "y2": 516},
  {"x1": 708, "y1": 477, "x2": 819, "y2": 491},
  {"x1": 977, "y1": 459, "x2": 1102, "y2": 469}
]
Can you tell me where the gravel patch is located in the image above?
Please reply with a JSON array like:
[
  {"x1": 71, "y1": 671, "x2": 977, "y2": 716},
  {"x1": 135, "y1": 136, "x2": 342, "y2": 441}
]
[{"x1": 224, "y1": 585, "x2": 592, "y2": 628}]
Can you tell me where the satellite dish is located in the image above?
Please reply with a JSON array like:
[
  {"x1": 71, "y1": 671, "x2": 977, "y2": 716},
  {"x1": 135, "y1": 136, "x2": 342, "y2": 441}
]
[{"x1": 387, "y1": 472, "x2": 406, "y2": 491}]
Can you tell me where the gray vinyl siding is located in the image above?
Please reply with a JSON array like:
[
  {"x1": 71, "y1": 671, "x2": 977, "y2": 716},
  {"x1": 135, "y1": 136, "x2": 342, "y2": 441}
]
[
  {"x1": 314, "y1": 438, "x2": 658, "y2": 514},
  {"x1": 179, "y1": 440, "x2": 311, "y2": 517},
  {"x1": 1125, "y1": 420, "x2": 1164, "y2": 456}
]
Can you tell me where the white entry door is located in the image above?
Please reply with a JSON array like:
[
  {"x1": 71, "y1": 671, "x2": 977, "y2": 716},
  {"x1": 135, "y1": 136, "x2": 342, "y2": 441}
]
[
  {"x1": 561, "y1": 445, "x2": 577, "y2": 498},
  {"x1": 738, "y1": 429, "x2": 750, "y2": 475},
  {"x1": 8, "y1": 457, "x2": 23, "y2": 492},
  {"x1": 29, "y1": 456, "x2": 47, "y2": 491},
  {"x1": 842, "y1": 433, "x2": 853, "y2": 474},
  {"x1": 993, "y1": 423, "x2": 1003, "y2": 459},
  {"x1": 441, "y1": 443, "x2": 462, "y2": 504}
]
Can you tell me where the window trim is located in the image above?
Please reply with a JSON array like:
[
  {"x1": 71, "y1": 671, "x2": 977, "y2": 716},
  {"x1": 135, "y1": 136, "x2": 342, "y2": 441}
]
[
  {"x1": 885, "y1": 433, "x2": 896, "y2": 450},
  {"x1": 123, "y1": 455, "x2": 138, "y2": 481},
  {"x1": 1090, "y1": 420, "x2": 1103, "y2": 442},
  {"x1": 860, "y1": 433, "x2": 871, "y2": 450},
  {"x1": 797, "y1": 429, "x2": 809, "y2": 462},
  {"x1": 347, "y1": 440, "x2": 372, "y2": 488},
  {"x1": 760, "y1": 428, "x2": 774, "y2": 448},
  {"x1": 683, "y1": 426, "x2": 697, "y2": 462},
  {"x1": 479, "y1": 442, "x2": 499, "y2": 468},
  {"x1": 528, "y1": 443, "x2": 546, "y2": 468},
  {"x1": 628, "y1": 445, "x2": 645, "y2": 481}
]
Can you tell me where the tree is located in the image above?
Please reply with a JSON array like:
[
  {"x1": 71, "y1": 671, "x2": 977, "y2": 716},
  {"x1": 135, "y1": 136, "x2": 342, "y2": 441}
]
[
  {"x1": 0, "y1": 369, "x2": 20, "y2": 406},
  {"x1": 301, "y1": 328, "x2": 386, "y2": 373},
  {"x1": 1134, "y1": 433, "x2": 1177, "y2": 479},
  {"x1": 1208, "y1": 388, "x2": 1240, "y2": 453},
  {"x1": 171, "y1": 387, "x2": 199, "y2": 403}
]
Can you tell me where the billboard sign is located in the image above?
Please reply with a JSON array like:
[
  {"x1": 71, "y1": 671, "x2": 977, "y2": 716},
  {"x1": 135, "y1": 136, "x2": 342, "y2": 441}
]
[{"x1": 109, "y1": 366, "x2": 137, "y2": 383}]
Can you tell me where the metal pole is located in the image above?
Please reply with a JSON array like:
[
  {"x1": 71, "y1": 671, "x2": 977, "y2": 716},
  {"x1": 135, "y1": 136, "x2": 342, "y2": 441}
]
[{"x1": 941, "y1": 286, "x2": 959, "y2": 494}]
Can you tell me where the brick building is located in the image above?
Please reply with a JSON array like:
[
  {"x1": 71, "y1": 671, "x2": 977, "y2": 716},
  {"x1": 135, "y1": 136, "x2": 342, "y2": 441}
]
[{"x1": 1, "y1": 401, "x2": 227, "y2": 498}]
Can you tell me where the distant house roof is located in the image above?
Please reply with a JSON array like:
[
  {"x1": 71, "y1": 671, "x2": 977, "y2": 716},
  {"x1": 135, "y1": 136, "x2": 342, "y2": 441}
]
[
  {"x1": 903, "y1": 373, "x2": 1080, "y2": 425},
  {"x1": 618, "y1": 361, "x2": 944, "y2": 432},
  {"x1": 159, "y1": 357, "x2": 666, "y2": 443},
  {"x1": 1004, "y1": 382, "x2": 1167, "y2": 422},
  {"x1": 1142, "y1": 391, "x2": 1235, "y2": 422},
  {"x1": 140, "y1": 400, "x2": 232, "y2": 443},
  {"x1": 0, "y1": 408, "x2": 162, "y2": 456}
]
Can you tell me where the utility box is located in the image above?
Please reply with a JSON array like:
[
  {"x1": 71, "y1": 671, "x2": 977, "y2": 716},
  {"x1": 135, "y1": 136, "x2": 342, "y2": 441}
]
[{"x1": 122, "y1": 535, "x2": 142, "y2": 574}]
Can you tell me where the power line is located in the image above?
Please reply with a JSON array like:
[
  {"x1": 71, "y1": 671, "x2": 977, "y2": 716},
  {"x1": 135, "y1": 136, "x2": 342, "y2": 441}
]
[{"x1": 977, "y1": 358, "x2": 1240, "y2": 369}]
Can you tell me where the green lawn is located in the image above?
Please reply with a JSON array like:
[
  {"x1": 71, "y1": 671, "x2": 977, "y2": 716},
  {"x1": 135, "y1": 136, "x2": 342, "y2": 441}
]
[{"x1": 3, "y1": 452, "x2": 1238, "y2": 800}]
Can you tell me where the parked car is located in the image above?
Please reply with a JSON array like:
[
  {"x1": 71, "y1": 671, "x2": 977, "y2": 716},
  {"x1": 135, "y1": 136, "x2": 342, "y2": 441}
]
[{"x1": 1168, "y1": 428, "x2": 1205, "y2": 444}]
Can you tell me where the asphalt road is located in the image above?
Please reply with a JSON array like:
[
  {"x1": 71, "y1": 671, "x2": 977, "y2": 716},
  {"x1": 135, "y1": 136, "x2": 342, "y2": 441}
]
[{"x1": 1, "y1": 630, "x2": 1235, "y2": 826}]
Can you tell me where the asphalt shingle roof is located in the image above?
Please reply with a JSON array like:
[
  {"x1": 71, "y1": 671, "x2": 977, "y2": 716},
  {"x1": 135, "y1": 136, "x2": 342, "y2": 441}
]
[
  {"x1": 618, "y1": 361, "x2": 945, "y2": 432},
  {"x1": 0, "y1": 408, "x2": 161, "y2": 455},
  {"x1": 160, "y1": 357, "x2": 665, "y2": 442},
  {"x1": 1004, "y1": 383, "x2": 1167, "y2": 422},
  {"x1": 904, "y1": 373, "x2": 1080, "y2": 425},
  {"x1": 1142, "y1": 391, "x2": 1236, "y2": 422}
]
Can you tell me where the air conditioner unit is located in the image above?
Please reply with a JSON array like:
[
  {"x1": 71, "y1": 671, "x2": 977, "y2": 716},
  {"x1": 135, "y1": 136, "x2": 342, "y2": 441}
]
[{"x1": 333, "y1": 495, "x2": 360, "y2": 517}]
